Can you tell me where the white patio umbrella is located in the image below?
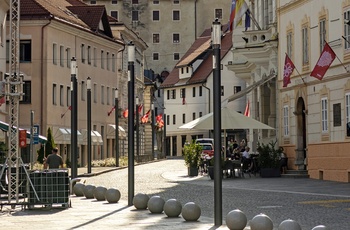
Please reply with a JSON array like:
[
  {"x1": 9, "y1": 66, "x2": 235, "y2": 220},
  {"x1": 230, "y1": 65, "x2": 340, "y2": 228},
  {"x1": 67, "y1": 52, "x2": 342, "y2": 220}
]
[{"x1": 179, "y1": 107, "x2": 274, "y2": 158}]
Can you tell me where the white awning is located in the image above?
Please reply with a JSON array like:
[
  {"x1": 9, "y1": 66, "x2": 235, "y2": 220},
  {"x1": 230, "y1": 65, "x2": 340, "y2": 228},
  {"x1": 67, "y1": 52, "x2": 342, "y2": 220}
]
[
  {"x1": 81, "y1": 129, "x2": 103, "y2": 145},
  {"x1": 106, "y1": 124, "x2": 126, "y2": 139},
  {"x1": 53, "y1": 128, "x2": 83, "y2": 145}
]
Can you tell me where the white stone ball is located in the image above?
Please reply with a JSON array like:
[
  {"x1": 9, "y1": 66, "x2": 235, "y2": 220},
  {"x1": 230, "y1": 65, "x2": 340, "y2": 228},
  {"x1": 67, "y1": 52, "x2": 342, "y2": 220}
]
[
  {"x1": 278, "y1": 219, "x2": 302, "y2": 230},
  {"x1": 83, "y1": 185, "x2": 96, "y2": 199},
  {"x1": 147, "y1": 195, "x2": 165, "y2": 214},
  {"x1": 133, "y1": 193, "x2": 149, "y2": 210},
  {"x1": 73, "y1": 183, "x2": 85, "y2": 197},
  {"x1": 312, "y1": 225, "x2": 329, "y2": 230},
  {"x1": 105, "y1": 188, "x2": 121, "y2": 203},
  {"x1": 250, "y1": 213, "x2": 273, "y2": 230},
  {"x1": 163, "y1": 199, "x2": 182, "y2": 217},
  {"x1": 181, "y1": 202, "x2": 201, "y2": 221},
  {"x1": 226, "y1": 209, "x2": 247, "y2": 230},
  {"x1": 94, "y1": 186, "x2": 107, "y2": 201}
]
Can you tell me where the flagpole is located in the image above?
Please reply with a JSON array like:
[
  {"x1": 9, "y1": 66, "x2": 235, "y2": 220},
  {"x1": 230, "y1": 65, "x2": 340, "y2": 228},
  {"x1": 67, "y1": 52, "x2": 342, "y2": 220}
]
[
  {"x1": 328, "y1": 40, "x2": 349, "y2": 72},
  {"x1": 294, "y1": 67, "x2": 307, "y2": 86},
  {"x1": 246, "y1": 8, "x2": 261, "y2": 30}
]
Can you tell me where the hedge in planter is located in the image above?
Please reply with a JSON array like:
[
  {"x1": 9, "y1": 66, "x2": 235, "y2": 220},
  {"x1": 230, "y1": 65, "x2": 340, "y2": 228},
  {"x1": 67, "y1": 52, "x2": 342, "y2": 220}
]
[
  {"x1": 257, "y1": 140, "x2": 283, "y2": 178},
  {"x1": 183, "y1": 140, "x2": 202, "y2": 176}
]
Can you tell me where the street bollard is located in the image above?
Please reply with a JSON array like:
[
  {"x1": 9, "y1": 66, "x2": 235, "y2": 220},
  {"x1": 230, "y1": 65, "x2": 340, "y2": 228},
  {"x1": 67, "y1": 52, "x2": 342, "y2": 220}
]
[
  {"x1": 164, "y1": 199, "x2": 182, "y2": 217},
  {"x1": 73, "y1": 183, "x2": 85, "y2": 197},
  {"x1": 278, "y1": 219, "x2": 302, "y2": 230},
  {"x1": 226, "y1": 209, "x2": 247, "y2": 230},
  {"x1": 83, "y1": 185, "x2": 96, "y2": 199},
  {"x1": 133, "y1": 193, "x2": 149, "y2": 210},
  {"x1": 94, "y1": 186, "x2": 107, "y2": 201},
  {"x1": 147, "y1": 195, "x2": 165, "y2": 214},
  {"x1": 312, "y1": 225, "x2": 329, "y2": 230},
  {"x1": 181, "y1": 202, "x2": 201, "y2": 221},
  {"x1": 105, "y1": 188, "x2": 121, "y2": 203},
  {"x1": 250, "y1": 213, "x2": 273, "y2": 230}
]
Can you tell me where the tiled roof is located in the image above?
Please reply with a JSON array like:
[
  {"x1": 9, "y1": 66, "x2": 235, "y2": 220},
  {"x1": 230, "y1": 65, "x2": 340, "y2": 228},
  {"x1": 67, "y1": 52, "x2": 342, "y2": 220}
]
[{"x1": 161, "y1": 25, "x2": 232, "y2": 88}]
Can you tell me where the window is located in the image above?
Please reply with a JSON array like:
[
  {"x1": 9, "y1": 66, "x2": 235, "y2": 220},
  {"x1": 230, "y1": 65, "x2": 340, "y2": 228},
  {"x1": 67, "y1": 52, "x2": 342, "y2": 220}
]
[
  {"x1": 173, "y1": 0, "x2": 179, "y2": 4},
  {"x1": 192, "y1": 87, "x2": 196, "y2": 97},
  {"x1": 234, "y1": 86, "x2": 241, "y2": 94},
  {"x1": 302, "y1": 26, "x2": 309, "y2": 65},
  {"x1": 21, "y1": 81, "x2": 31, "y2": 104},
  {"x1": 101, "y1": 50, "x2": 104, "y2": 69},
  {"x1": 153, "y1": 11, "x2": 160, "y2": 21},
  {"x1": 180, "y1": 88, "x2": 185, "y2": 98},
  {"x1": 153, "y1": 53, "x2": 159, "y2": 61},
  {"x1": 93, "y1": 83, "x2": 97, "y2": 103},
  {"x1": 81, "y1": 44, "x2": 85, "y2": 63},
  {"x1": 215, "y1": 9, "x2": 222, "y2": 19},
  {"x1": 153, "y1": 0, "x2": 159, "y2": 4},
  {"x1": 333, "y1": 103, "x2": 341, "y2": 127},
  {"x1": 81, "y1": 81, "x2": 86, "y2": 101},
  {"x1": 90, "y1": 1, "x2": 96, "y2": 4},
  {"x1": 93, "y1": 47, "x2": 97, "y2": 67},
  {"x1": 319, "y1": 19, "x2": 326, "y2": 53},
  {"x1": 182, "y1": 113, "x2": 185, "y2": 124},
  {"x1": 344, "y1": 10, "x2": 350, "y2": 50},
  {"x1": 0, "y1": 24, "x2": 3, "y2": 46},
  {"x1": 132, "y1": 10, "x2": 139, "y2": 21},
  {"x1": 66, "y1": 47, "x2": 71, "y2": 68},
  {"x1": 173, "y1": 115, "x2": 176, "y2": 125},
  {"x1": 107, "y1": 52, "x2": 110, "y2": 70},
  {"x1": 173, "y1": 33, "x2": 180, "y2": 43},
  {"x1": 53, "y1": 43, "x2": 57, "y2": 65},
  {"x1": 287, "y1": 32, "x2": 292, "y2": 58},
  {"x1": 112, "y1": 53, "x2": 116, "y2": 72},
  {"x1": 67, "y1": 86, "x2": 71, "y2": 106},
  {"x1": 53, "y1": 84, "x2": 57, "y2": 105},
  {"x1": 132, "y1": 0, "x2": 138, "y2": 4},
  {"x1": 112, "y1": 0, "x2": 118, "y2": 4},
  {"x1": 346, "y1": 93, "x2": 350, "y2": 123},
  {"x1": 283, "y1": 105, "x2": 289, "y2": 136},
  {"x1": 199, "y1": 86, "x2": 202, "y2": 96},
  {"x1": 167, "y1": 115, "x2": 170, "y2": 125},
  {"x1": 88, "y1": 46, "x2": 91, "y2": 65},
  {"x1": 173, "y1": 10, "x2": 180, "y2": 21},
  {"x1": 167, "y1": 90, "x2": 170, "y2": 100},
  {"x1": 174, "y1": 53, "x2": 180, "y2": 60},
  {"x1": 60, "y1": 85, "x2": 64, "y2": 106},
  {"x1": 157, "y1": 89, "x2": 161, "y2": 98},
  {"x1": 221, "y1": 86, "x2": 224, "y2": 96},
  {"x1": 192, "y1": 112, "x2": 196, "y2": 120},
  {"x1": 59, "y1": 45, "x2": 64, "y2": 67},
  {"x1": 107, "y1": 87, "x2": 110, "y2": 105},
  {"x1": 101, "y1": 85, "x2": 105, "y2": 104},
  {"x1": 6, "y1": 40, "x2": 32, "y2": 62},
  {"x1": 321, "y1": 97, "x2": 328, "y2": 132},
  {"x1": 153, "y1": 33, "x2": 160, "y2": 43},
  {"x1": 111, "y1": 11, "x2": 118, "y2": 19},
  {"x1": 199, "y1": 112, "x2": 202, "y2": 117},
  {"x1": 171, "y1": 89, "x2": 176, "y2": 99}
]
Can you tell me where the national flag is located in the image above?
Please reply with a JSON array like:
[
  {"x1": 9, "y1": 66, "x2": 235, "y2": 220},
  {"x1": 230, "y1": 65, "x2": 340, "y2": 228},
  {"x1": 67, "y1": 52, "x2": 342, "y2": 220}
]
[
  {"x1": 283, "y1": 54, "x2": 295, "y2": 88},
  {"x1": 233, "y1": 0, "x2": 249, "y2": 30},
  {"x1": 244, "y1": 100, "x2": 250, "y2": 117},
  {"x1": 245, "y1": 9, "x2": 251, "y2": 31},
  {"x1": 122, "y1": 109, "x2": 128, "y2": 118},
  {"x1": 138, "y1": 104, "x2": 143, "y2": 114},
  {"x1": 107, "y1": 106, "x2": 116, "y2": 116},
  {"x1": 0, "y1": 96, "x2": 5, "y2": 106},
  {"x1": 141, "y1": 110, "x2": 151, "y2": 124},
  {"x1": 61, "y1": 105, "x2": 72, "y2": 118},
  {"x1": 156, "y1": 113, "x2": 163, "y2": 122},
  {"x1": 229, "y1": 0, "x2": 237, "y2": 32},
  {"x1": 310, "y1": 42, "x2": 336, "y2": 80}
]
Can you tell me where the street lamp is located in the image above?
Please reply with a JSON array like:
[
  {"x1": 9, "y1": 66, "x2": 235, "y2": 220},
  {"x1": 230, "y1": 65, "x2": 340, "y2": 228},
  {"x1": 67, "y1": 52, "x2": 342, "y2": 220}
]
[
  {"x1": 70, "y1": 57, "x2": 78, "y2": 179},
  {"x1": 212, "y1": 19, "x2": 222, "y2": 226},
  {"x1": 136, "y1": 96, "x2": 139, "y2": 157},
  {"x1": 127, "y1": 41, "x2": 135, "y2": 206},
  {"x1": 87, "y1": 77, "x2": 92, "y2": 173},
  {"x1": 115, "y1": 88, "x2": 119, "y2": 167},
  {"x1": 151, "y1": 103, "x2": 155, "y2": 159}
]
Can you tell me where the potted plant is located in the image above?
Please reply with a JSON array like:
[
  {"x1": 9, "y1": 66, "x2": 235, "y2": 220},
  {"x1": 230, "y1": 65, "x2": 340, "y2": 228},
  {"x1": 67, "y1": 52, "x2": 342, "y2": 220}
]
[
  {"x1": 257, "y1": 140, "x2": 283, "y2": 178},
  {"x1": 183, "y1": 140, "x2": 202, "y2": 176},
  {"x1": 207, "y1": 156, "x2": 225, "y2": 180}
]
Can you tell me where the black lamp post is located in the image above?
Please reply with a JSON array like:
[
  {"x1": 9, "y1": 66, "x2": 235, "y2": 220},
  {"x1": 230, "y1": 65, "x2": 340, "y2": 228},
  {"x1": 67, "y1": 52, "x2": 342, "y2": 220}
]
[
  {"x1": 71, "y1": 57, "x2": 78, "y2": 179},
  {"x1": 212, "y1": 19, "x2": 222, "y2": 226},
  {"x1": 127, "y1": 41, "x2": 135, "y2": 206},
  {"x1": 115, "y1": 88, "x2": 119, "y2": 167},
  {"x1": 87, "y1": 77, "x2": 92, "y2": 174},
  {"x1": 136, "y1": 96, "x2": 139, "y2": 157},
  {"x1": 151, "y1": 103, "x2": 155, "y2": 159}
]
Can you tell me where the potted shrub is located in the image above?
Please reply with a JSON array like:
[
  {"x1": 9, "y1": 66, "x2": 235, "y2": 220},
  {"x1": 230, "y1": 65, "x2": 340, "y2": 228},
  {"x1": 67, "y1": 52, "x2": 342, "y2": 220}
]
[
  {"x1": 257, "y1": 140, "x2": 283, "y2": 178},
  {"x1": 207, "y1": 156, "x2": 225, "y2": 180},
  {"x1": 183, "y1": 140, "x2": 202, "y2": 176}
]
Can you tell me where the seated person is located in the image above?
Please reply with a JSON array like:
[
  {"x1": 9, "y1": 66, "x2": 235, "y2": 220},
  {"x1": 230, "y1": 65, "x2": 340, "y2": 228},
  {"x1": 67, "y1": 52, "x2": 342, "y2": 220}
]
[
  {"x1": 231, "y1": 148, "x2": 241, "y2": 160},
  {"x1": 241, "y1": 146, "x2": 253, "y2": 172}
]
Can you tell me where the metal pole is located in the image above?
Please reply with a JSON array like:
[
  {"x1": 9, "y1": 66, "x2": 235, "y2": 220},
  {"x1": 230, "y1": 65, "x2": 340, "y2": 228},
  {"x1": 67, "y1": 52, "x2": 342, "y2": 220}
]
[
  {"x1": 212, "y1": 19, "x2": 222, "y2": 226},
  {"x1": 115, "y1": 88, "x2": 119, "y2": 167},
  {"x1": 136, "y1": 96, "x2": 139, "y2": 157},
  {"x1": 71, "y1": 57, "x2": 78, "y2": 179},
  {"x1": 30, "y1": 110, "x2": 34, "y2": 169},
  {"x1": 163, "y1": 113, "x2": 166, "y2": 158},
  {"x1": 87, "y1": 77, "x2": 92, "y2": 174},
  {"x1": 151, "y1": 103, "x2": 155, "y2": 159},
  {"x1": 127, "y1": 42, "x2": 135, "y2": 206}
]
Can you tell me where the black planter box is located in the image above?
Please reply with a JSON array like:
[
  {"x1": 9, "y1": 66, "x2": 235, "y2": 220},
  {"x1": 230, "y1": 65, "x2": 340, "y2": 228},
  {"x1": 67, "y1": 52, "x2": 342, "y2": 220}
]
[{"x1": 260, "y1": 168, "x2": 281, "y2": 178}]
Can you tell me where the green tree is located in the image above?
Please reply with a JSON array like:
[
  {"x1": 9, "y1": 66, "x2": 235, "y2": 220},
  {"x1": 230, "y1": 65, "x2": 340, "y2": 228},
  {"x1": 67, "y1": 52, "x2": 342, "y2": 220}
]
[
  {"x1": 45, "y1": 127, "x2": 56, "y2": 158},
  {"x1": 37, "y1": 145, "x2": 45, "y2": 164}
]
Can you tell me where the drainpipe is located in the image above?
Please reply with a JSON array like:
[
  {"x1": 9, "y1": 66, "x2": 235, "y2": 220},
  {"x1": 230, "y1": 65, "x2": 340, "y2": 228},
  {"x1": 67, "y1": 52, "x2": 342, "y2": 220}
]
[
  {"x1": 194, "y1": 0, "x2": 197, "y2": 39},
  {"x1": 41, "y1": 17, "x2": 52, "y2": 133},
  {"x1": 202, "y1": 83, "x2": 211, "y2": 137}
]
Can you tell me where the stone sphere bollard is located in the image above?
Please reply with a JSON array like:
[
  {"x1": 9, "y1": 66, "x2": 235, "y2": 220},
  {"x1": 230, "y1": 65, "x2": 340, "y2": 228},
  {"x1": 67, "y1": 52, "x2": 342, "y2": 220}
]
[
  {"x1": 83, "y1": 185, "x2": 96, "y2": 199},
  {"x1": 73, "y1": 183, "x2": 85, "y2": 197},
  {"x1": 250, "y1": 213, "x2": 273, "y2": 230},
  {"x1": 163, "y1": 199, "x2": 182, "y2": 217},
  {"x1": 278, "y1": 219, "x2": 302, "y2": 230},
  {"x1": 133, "y1": 193, "x2": 150, "y2": 210},
  {"x1": 94, "y1": 186, "x2": 107, "y2": 201},
  {"x1": 312, "y1": 226, "x2": 329, "y2": 230},
  {"x1": 105, "y1": 188, "x2": 121, "y2": 203},
  {"x1": 226, "y1": 209, "x2": 247, "y2": 230},
  {"x1": 181, "y1": 202, "x2": 201, "y2": 221},
  {"x1": 147, "y1": 195, "x2": 165, "y2": 214}
]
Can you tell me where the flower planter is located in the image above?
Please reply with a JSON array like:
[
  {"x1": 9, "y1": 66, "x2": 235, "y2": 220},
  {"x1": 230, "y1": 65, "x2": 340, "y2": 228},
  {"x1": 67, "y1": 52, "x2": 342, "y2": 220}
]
[
  {"x1": 260, "y1": 168, "x2": 281, "y2": 178},
  {"x1": 188, "y1": 166, "x2": 199, "y2": 177}
]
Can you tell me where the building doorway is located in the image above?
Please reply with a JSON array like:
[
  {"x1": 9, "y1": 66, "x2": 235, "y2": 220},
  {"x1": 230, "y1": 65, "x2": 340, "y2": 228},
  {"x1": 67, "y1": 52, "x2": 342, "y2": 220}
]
[{"x1": 295, "y1": 97, "x2": 307, "y2": 170}]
